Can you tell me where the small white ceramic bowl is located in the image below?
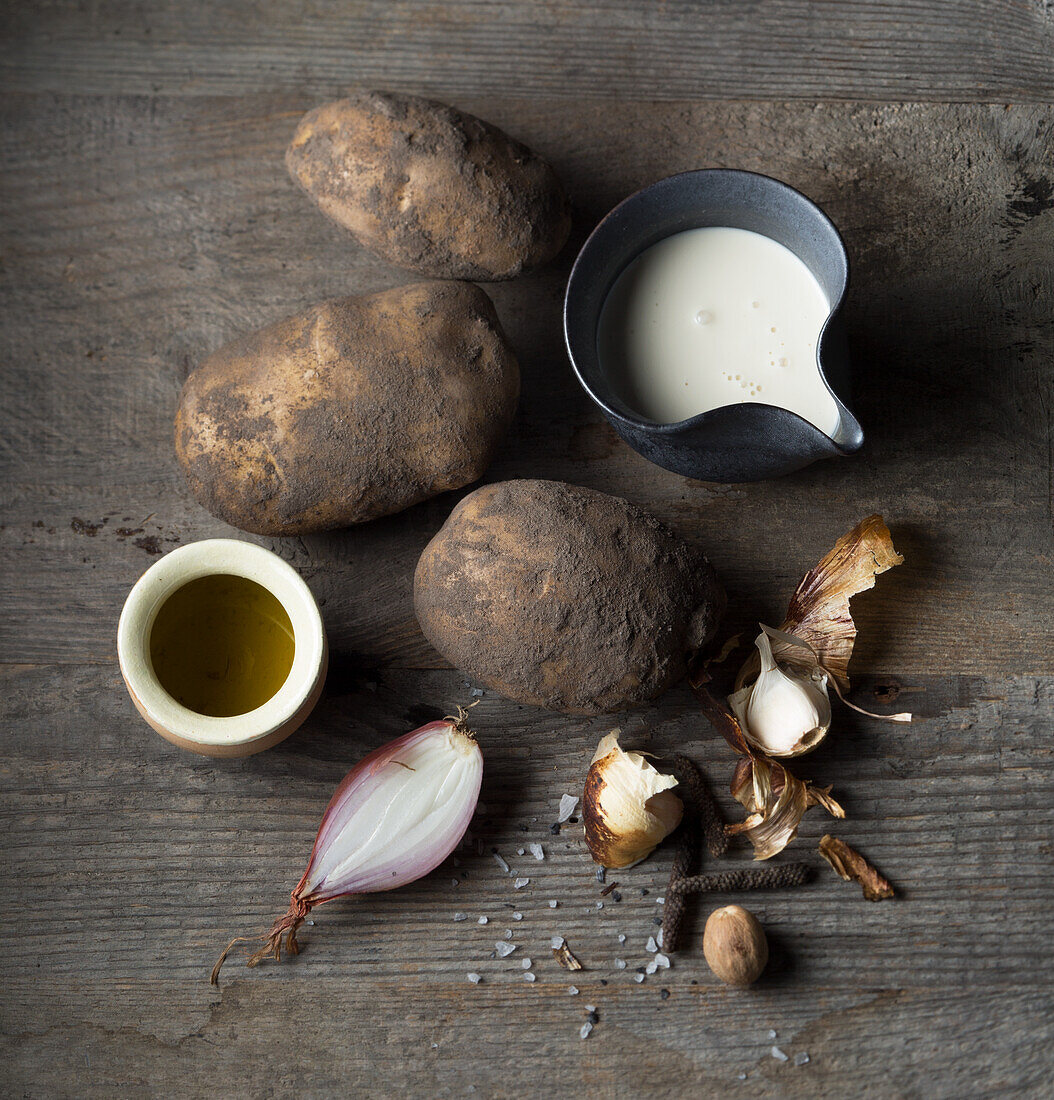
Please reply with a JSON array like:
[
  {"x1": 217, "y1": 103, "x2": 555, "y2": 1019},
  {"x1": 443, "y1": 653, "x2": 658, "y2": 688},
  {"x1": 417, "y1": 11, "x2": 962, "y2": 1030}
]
[{"x1": 118, "y1": 539, "x2": 328, "y2": 757}]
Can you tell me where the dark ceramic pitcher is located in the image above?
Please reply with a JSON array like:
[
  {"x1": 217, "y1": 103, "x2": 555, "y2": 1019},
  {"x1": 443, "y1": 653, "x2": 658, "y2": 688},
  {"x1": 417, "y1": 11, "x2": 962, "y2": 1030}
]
[{"x1": 564, "y1": 169, "x2": 864, "y2": 482}]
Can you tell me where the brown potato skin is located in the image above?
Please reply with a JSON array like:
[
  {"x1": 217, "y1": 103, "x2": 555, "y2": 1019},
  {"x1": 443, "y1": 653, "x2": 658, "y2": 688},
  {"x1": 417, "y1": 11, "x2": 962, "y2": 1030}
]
[
  {"x1": 414, "y1": 480, "x2": 724, "y2": 714},
  {"x1": 175, "y1": 281, "x2": 519, "y2": 535},
  {"x1": 286, "y1": 91, "x2": 572, "y2": 281}
]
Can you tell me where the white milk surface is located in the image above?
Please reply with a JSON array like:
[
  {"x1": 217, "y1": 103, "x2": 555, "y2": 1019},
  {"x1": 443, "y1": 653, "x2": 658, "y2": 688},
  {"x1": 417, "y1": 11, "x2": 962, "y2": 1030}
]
[{"x1": 597, "y1": 226, "x2": 840, "y2": 435}]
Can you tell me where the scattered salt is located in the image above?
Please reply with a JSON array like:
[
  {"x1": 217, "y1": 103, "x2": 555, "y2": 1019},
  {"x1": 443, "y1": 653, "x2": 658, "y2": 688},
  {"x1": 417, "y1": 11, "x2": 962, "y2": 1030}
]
[
  {"x1": 467, "y1": 973, "x2": 482, "y2": 984},
  {"x1": 493, "y1": 853, "x2": 510, "y2": 873},
  {"x1": 470, "y1": 688, "x2": 485, "y2": 698},
  {"x1": 617, "y1": 933, "x2": 626, "y2": 944},
  {"x1": 503, "y1": 929, "x2": 513, "y2": 939},
  {"x1": 656, "y1": 929, "x2": 664, "y2": 949},
  {"x1": 551, "y1": 936, "x2": 565, "y2": 949},
  {"x1": 522, "y1": 958, "x2": 532, "y2": 969},
  {"x1": 451, "y1": 878, "x2": 459, "y2": 886},
  {"x1": 615, "y1": 958, "x2": 626, "y2": 969},
  {"x1": 512, "y1": 912, "x2": 523, "y2": 921},
  {"x1": 634, "y1": 973, "x2": 645, "y2": 983},
  {"x1": 514, "y1": 877, "x2": 530, "y2": 889},
  {"x1": 477, "y1": 916, "x2": 488, "y2": 925},
  {"x1": 495, "y1": 941, "x2": 517, "y2": 957},
  {"x1": 305, "y1": 920, "x2": 315, "y2": 926},
  {"x1": 568, "y1": 986, "x2": 579, "y2": 996},
  {"x1": 654, "y1": 953, "x2": 671, "y2": 969},
  {"x1": 585, "y1": 1004, "x2": 596, "y2": 1013},
  {"x1": 558, "y1": 794, "x2": 579, "y2": 822},
  {"x1": 646, "y1": 961, "x2": 658, "y2": 975},
  {"x1": 596, "y1": 901, "x2": 604, "y2": 909},
  {"x1": 549, "y1": 900, "x2": 558, "y2": 909},
  {"x1": 646, "y1": 936, "x2": 658, "y2": 953},
  {"x1": 529, "y1": 843, "x2": 545, "y2": 861},
  {"x1": 454, "y1": 912, "x2": 468, "y2": 922},
  {"x1": 793, "y1": 1053, "x2": 810, "y2": 1067},
  {"x1": 596, "y1": 867, "x2": 605, "y2": 884},
  {"x1": 580, "y1": 1021, "x2": 593, "y2": 1040},
  {"x1": 655, "y1": 897, "x2": 665, "y2": 904},
  {"x1": 737, "y1": 1073, "x2": 747, "y2": 1081},
  {"x1": 524, "y1": 972, "x2": 536, "y2": 982},
  {"x1": 768, "y1": 1029, "x2": 778, "y2": 1039},
  {"x1": 517, "y1": 848, "x2": 525, "y2": 856},
  {"x1": 771, "y1": 1046, "x2": 789, "y2": 1063}
]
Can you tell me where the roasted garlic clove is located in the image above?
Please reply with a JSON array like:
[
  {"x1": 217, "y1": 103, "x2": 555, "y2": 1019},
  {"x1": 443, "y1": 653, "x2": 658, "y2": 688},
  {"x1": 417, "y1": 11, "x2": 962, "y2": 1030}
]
[
  {"x1": 583, "y1": 730, "x2": 683, "y2": 869},
  {"x1": 729, "y1": 625, "x2": 832, "y2": 757}
]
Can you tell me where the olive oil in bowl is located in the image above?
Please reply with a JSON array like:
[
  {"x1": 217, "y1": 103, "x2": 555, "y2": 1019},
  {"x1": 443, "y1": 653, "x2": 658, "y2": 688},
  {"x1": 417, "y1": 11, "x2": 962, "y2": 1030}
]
[{"x1": 149, "y1": 574, "x2": 295, "y2": 717}]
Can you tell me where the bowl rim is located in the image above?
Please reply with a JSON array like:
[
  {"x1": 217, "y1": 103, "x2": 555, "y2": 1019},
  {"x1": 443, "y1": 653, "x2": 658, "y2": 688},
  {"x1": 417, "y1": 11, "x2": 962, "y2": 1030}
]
[
  {"x1": 563, "y1": 167, "x2": 855, "y2": 446},
  {"x1": 117, "y1": 538, "x2": 326, "y2": 751}
]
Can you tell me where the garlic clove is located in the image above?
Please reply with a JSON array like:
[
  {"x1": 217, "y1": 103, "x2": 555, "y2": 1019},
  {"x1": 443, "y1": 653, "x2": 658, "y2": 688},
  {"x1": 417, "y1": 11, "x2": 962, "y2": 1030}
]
[
  {"x1": 729, "y1": 626, "x2": 832, "y2": 758},
  {"x1": 583, "y1": 730, "x2": 683, "y2": 869}
]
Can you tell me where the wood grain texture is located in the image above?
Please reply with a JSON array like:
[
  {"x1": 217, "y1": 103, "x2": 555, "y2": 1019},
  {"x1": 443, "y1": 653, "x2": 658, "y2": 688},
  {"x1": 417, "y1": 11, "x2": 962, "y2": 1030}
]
[
  {"x1": 1, "y1": 98, "x2": 1051, "y2": 675},
  {"x1": 2, "y1": 663, "x2": 1053, "y2": 1097},
  {"x1": 1, "y1": 1, "x2": 1053, "y2": 101},
  {"x1": 1, "y1": 24, "x2": 1053, "y2": 1097}
]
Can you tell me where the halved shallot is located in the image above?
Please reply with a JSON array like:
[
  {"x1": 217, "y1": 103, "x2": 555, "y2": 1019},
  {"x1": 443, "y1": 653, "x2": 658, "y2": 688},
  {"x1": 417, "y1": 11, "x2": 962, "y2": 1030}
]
[{"x1": 210, "y1": 711, "x2": 483, "y2": 984}]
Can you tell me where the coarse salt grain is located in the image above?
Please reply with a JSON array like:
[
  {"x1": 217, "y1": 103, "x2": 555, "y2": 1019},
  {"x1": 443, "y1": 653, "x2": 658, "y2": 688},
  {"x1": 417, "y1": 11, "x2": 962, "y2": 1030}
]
[
  {"x1": 467, "y1": 973, "x2": 482, "y2": 984},
  {"x1": 558, "y1": 795, "x2": 579, "y2": 822},
  {"x1": 580, "y1": 1021, "x2": 593, "y2": 1040},
  {"x1": 771, "y1": 1047, "x2": 789, "y2": 1063},
  {"x1": 470, "y1": 688, "x2": 484, "y2": 698},
  {"x1": 654, "y1": 953, "x2": 670, "y2": 969},
  {"x1": 503, "y1": 929, "x2": 513, "y2": 939},
  {"x1": 451, "y1": 878, "x2": 459, "y2": 886},
  {"x1": 529, "y1": 843, "x2": 545, "y2": 861},
  {"x1": 568, "y1": 986, "x2": 579, "y2": 996},
  {"x1": 585, "y1": 1004, "x2": 596, "y2": 1012},
  {"x1": 617, "y1": 933, "x2": 626, "y2": 944},
  {"x1": 512, "y1": 912, "x2": 523, "y2": 921},
  {"x1": 634, "y1": 973, "x2": 645, "y2": 983},
  {"x1": 493, "y1": 853, "x2": 510, "y2": 874},
  {"x1": 517, "y1": 848, "x2": 525, "y2": 856},
  {"x1": 646, "y1": 961, "x2": 658, "y2": 975},
  {"x1": 522, "y1": 958, "x2": 532, "y2": 969},
  {"x1": 793, "y1": 1053, "x2": 810, "y2": 1067},
  {"x1": 514, "y1": 877, "x2": 530, "y2": 889},
  {"x1": 655, "y1": 897, "x2": 665, "y2": 904},
  {"x1": 524, "y1": 972, "x2": 536, "y2": 982},
  {"x1": 768, "y1": 1029, "x2": 778, "y2": 1039},
  {"x1": 646, "y1": 936, "x2": 658, "y2": 953},
  {"x1": 454, "y1": 912, "x2": 468, "y2": 921},
  {"x1": 495, "y1": 941, "x2": 517, "y2": 957},
  {"x1": 477, "y1": 916, "x2": 488, "y2": 925},
  {"x1": 615, "y1": 959, "x2": 626, "y2": 969},
  {"x1": 549, "y1": 900, "x2": 558, "y2": 908},
  {"x1": 551, "y1": 936, "x2": 565, "y2": 949},
  {"x1": 596, "y1": 901, "x2": 604, "y2": 909}
]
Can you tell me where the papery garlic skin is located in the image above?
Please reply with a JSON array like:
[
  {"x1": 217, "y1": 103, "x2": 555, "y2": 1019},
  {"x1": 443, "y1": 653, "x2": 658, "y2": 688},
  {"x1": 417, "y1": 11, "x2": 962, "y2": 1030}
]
[
  {"x1": 583, "y1": 730, "x2": 683, "y2": 869},
  {"x1": 729, "y1": 627, "x2": 831, "y2": 758}
]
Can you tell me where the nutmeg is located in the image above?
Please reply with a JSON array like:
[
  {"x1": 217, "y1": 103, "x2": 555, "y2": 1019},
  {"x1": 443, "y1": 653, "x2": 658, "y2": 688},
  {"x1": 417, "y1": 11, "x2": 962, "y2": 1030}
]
[{"x1": 702, "y1": 904, "x2": 768, "y2": 987}]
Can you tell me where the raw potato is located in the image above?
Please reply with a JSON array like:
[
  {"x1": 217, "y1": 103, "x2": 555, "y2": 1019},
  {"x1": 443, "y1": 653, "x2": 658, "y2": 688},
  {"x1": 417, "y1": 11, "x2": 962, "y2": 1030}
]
[
  {"x1": 414, "y1": 480, "x2": 724, "y2": 714},
  {"x1": 287, "y1": 91, "x2": 572, "y2": 281},
  {"x1": 175, "y1": 281, "x2": 519, "y2": 535}
]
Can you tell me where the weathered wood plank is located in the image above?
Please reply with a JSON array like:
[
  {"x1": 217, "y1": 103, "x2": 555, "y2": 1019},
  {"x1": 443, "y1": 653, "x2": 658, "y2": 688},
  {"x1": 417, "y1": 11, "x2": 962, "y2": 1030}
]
[
  {"x1": 1, "y1": 1, "x2": 1053, "y2": 102},
  {"x1": 1, "y1": 662, "x2": 1052, "y2": 1097},
  {"x1": 1, "y1": 98, "x2": 1051, "y2": 674}
]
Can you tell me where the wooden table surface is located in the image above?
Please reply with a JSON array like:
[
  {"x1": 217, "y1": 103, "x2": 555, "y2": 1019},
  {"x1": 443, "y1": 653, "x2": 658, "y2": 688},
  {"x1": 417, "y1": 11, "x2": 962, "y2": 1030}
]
[{"x1": 2, "y1": 4, "x2": 1052, "y2": 1097}]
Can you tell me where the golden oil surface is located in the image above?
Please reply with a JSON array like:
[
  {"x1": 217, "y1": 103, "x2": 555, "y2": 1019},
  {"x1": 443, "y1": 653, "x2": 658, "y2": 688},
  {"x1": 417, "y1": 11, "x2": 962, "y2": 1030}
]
[{"x1": 149, "y1": 574, "x2": 295, "y2": 717}]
